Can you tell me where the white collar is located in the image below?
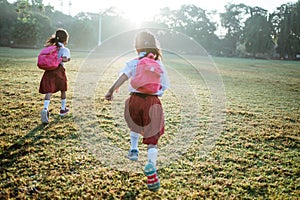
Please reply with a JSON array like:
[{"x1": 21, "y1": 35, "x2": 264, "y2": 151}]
[
  {"x1": 58, "y1": 42, "x2": 65, "y2": 47},
  {"x1": 138, "y1": 52, "x2": 147, "y2": 58}
]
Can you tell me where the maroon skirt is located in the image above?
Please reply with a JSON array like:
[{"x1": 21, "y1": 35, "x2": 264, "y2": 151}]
[
  {"x1": 39, "y1": 65, "x2": 67, "y2": 94},
  {"x1": 124, "y1": 93, "x2": 165, "y2": 145}
]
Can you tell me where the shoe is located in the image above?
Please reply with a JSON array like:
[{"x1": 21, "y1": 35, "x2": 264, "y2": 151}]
[
  {"x1": 144, "y1": 161, "x2": 160, "y2": 192},
  {"x1": 60, "y1": 107, "x2": 69, "y2": 116},
  {"x1": 41, "y1": 109, "x2": 49, "y2": 124},
  {"x1": 125, "y1": 149, "x2": 139, "y2": 161}
]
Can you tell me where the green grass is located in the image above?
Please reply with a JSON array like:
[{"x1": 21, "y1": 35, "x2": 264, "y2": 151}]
[{"x1": 0, "y1": 47, "x2": 299, "y2": 199}]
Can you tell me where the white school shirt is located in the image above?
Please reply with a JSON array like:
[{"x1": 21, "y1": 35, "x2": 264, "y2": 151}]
[
  {"x1": 58, "y1": 42, "x2": 71, "y2": 66},
  {"x1": 119, "y1": 52, "x2": 170, "y2": 96}
]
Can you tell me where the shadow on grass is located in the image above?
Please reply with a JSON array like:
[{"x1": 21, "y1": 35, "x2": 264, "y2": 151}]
[{"x1": 0, "y1": 115, "x2": 63, "y2": 173}]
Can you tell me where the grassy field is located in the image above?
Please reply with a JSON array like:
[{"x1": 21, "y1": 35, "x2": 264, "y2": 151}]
[{"x1": 0, "y1": 47, "x2": 299, "y2": 199}]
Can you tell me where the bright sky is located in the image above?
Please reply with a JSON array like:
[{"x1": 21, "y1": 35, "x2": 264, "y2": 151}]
[
  {"x1": 8, "y1": 0, "x2": 298, "y2": 23},
  {"x1": 43, "y1": 0, "x2": 297, "y2": 15}
]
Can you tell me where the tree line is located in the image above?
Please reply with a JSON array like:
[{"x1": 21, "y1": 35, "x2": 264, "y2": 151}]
[{"x1": 1, "y1": 0, "x2": 299, "y2": 59}]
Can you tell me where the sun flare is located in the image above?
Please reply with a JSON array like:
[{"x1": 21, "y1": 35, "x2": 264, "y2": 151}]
[{"x1": 114, "y1": 2, "x2": 160, "y2": 27}]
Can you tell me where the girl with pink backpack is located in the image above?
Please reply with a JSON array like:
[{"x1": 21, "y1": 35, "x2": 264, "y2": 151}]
[
  {"x1": 105, "y1": 30, "x2": 169, "y2": 191},
  {"x1": 39, "y1": 28, "x2": 71, "y2": 124}
]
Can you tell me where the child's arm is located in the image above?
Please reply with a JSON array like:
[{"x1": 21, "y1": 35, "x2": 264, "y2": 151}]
[
  {"x1": 61, "y1": 48, "x2": 71, "y2": 62},
  {"x1": 105, "y1": 73, "x2": 128, "y2": 101}
]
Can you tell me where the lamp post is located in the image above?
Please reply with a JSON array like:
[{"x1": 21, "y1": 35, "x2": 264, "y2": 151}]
[{"x1": 98, "y1": 13, "x2": 102, "y2": 46}]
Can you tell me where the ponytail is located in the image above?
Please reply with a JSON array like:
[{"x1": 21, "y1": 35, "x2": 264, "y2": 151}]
[{"x1": 45, "y1": 36, "x2": 57, "y2": 47}]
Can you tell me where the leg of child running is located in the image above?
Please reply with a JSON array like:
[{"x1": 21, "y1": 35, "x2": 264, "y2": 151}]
[
  {"x1": 130, "y1": 131, "x2": 140, "y2": 151},
  {"x1": 145, "y1": 143, "x2": 160, "y2": 191},
  {"x1": 61, "y1": 91, "x2": 67, "y2": 111},
  {"x1": 126, "y1": 131, "x2": 140, "y2": 161},
  {"x1": 60, "y1": 91, "x2": 69, "y2": 115},
  {"x1": 147, "y1": 144, "x2": 158, "y2": 166},
  {"x1": 41, "y1": 93, "x2": 51, "y2": 124},
  {"x1": 44, "y1": 93, "x2": 51, "y2": 109}
]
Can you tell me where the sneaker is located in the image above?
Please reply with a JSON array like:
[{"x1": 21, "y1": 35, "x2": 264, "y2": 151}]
[
  {"x1": 41, "y1": 109, "x2": 49, "y2": 124},
  {"x1": 60, "y1": 107, "x2": 69, "y2": 116},
  {"x1": 144, "y1": 161, "x2": 160, "y2": 192},
  {"x1": 125, "y1": 149, "x2": 139, "y2": 161}
]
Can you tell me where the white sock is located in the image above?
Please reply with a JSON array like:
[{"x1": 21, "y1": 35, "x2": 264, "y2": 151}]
[
  {"x1": 130, "y1": 131, "x2": 140, "y2": 151},
  {"x1": 44, "y1": 100, "x2": 50, "y2": 110},
  {"x1": 148, "y1": 148, "x2": 158, "y2": 166},
  {"x1": 61, "y1": 99, "x2": 66, "y2": 110}
]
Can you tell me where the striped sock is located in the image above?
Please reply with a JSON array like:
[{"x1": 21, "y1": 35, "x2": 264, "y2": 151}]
[{"x1": 144, "y1": 162, "x2": 160, "y2": 191}]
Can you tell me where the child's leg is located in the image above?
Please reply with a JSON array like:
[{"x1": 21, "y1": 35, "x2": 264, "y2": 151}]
[
  {"x1": 43, "y1": 93, "x2": 51, "y2": 109},
  {"x1": 61, "y1": 91, "x2": 66, "y2": 110},
  {"x1": 60, "y1": 91, "x2": 69, "y2": 115},
  {"x1": 41, "y1": 93, "x2": 51, "y2": 124},
  {"x1": 126, "y1": 131, "x2": 140, "y2": 161},
  {"x1": 147, "y1": 144, "x2": 158, "y2": 166},
  {"x1": 130, "y1": 131, "x2": 140, "y2": 151},
  {"x1": 145, "y1": 144, "x2": 160, "y2": 191}
]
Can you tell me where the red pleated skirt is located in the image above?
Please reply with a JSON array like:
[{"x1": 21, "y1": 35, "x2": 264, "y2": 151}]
[
  {"x1": 39, "y1": 65, "x2": 67, "y2": 94},
  {"x1": 124, "y1": 93, "x2": 165, "y2": 145}
]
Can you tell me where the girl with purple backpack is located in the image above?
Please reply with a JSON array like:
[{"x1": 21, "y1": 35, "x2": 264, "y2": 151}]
[
  {"x1": 105, "y1": 30, "x2": 169, "y2": 191},
  {"x1": 39, "y1": 28, "x2": 71, "y2": 124}
]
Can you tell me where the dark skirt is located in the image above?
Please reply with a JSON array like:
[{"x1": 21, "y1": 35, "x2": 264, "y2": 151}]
[
  {"x1": 39, "y1": 65, "x2": 67, "y2": 94},
  {"x1": 124, "y1": 93, "x2": 164, "y2": 145}
]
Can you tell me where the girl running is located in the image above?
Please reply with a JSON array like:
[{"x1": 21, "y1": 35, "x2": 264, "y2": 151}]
[
  {"x1": 105, "y1": 30, "x2": 169, "y2": 191},
  {"x1": 39, "y1": 28, "x2": 71, "y2": 124}
]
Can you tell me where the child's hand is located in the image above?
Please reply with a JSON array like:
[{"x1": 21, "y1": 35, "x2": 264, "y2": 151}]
[
  {"x1": 105, "y1": 74, "x2": 127, "y2": 101},
  {"x1": 62, "y1": 56, "x2": 70, "y2": 62},
  {"x1": 105, "y1": 91, "x2": 114, "y2": 101}
]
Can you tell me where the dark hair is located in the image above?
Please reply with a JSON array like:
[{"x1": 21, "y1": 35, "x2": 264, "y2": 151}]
[
  {"x1": 45, "y1": 28, "x2": 69, "y2": 47},
  {"x1": 135, "y1": 31, "x2": 162, "y2": 60}
]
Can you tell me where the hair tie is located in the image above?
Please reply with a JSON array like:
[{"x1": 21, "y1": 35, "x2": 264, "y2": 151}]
[{"x1": 147, "y1": 53, "x2": 155, "y2": 59}]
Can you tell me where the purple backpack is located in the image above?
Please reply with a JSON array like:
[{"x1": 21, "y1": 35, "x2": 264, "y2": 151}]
[{"x1": 37, "y1": 46, "x2": 61, "y2": 70}]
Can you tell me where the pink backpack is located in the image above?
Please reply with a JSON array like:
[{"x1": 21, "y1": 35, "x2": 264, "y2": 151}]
[
  {"x1": 131, "y1": 53, "x2": 163, "y2": 94},
  {"x1": 37, "y1": 46, "x2": 61, "y2": 70}
]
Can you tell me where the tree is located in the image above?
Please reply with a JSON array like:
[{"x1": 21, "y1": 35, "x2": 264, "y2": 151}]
[
  {"x1": 220, "y1": 3, "x2": 249, "y2": 56},
  {"x1": 33, "y1": 12, "x2": 52, "y2": 46},
  {"x1": 69, "y1": 12, "x2": 98, "y2": 49},
  {"x1": 1, "y1": 0, "x2": 299, "y2": 54},
  {"x1": 100, "y1": 7, "x2": 135, "y2": 42},
  {"x1": 294, "y1": 1, "x2": 300, "y2": 37},
  {"x1": 275, "y1": 2, "x2": 300, "y2": 59},
  {"x1": 243, "y1": 14, "x2": 274, "y2": 57},
  {"x1": 0, "y1": 0, "x2": 17, "y2": 46},
  {"x1": 11, "y1": 0, "x2": 52, "y2": 47},
  {"x1": 155, "y1": 7, "x2": 176, "y2": 29},
  {"x1": 156, "y1": 4, "x2": 219, "y2": 54},
  {"x1": 13, "y1": 0, "x2": 38, "y2": 46}
]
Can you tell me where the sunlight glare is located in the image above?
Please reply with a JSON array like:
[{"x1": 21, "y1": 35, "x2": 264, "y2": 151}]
[{"x1": 115, "y1": 2, "x2": 160, "y2": 27}]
